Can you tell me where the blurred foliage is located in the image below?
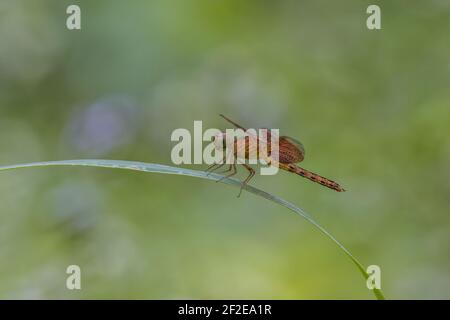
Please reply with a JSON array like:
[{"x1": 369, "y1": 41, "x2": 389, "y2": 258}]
[{"x1": 0, "y1": 0, "x2": 449, "y2": 299}]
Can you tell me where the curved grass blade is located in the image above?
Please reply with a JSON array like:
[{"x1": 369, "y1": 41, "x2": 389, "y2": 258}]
[{"x1": 0, "y1": 159, "x2": 384, "y2": 299}]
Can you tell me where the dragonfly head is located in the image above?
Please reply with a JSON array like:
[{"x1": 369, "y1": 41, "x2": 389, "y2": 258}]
[{"x1": 213, "y1": 132, "x2": 227, "y2": 151}]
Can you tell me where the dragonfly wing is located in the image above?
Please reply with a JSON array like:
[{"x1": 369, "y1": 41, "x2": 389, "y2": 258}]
[
  {"x1": 279, "y1": 136, "x2": 305, "y2": 163},
  {"x1": 254, "y1": 128, "x2": 276, "y2": 161}
]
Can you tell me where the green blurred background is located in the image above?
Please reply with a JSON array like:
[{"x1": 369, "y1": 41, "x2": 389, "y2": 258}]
[{"x1": 0, "y1": 0, "x2": 449, "y2": 299}]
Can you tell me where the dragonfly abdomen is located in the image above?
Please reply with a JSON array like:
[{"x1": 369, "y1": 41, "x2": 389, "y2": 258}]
[{"x1": 280, "y1": 163, "x2": 346, "y2": 192}]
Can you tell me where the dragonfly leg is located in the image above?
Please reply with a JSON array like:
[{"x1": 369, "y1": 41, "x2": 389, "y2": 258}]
[
  {"x1": 238, "y1": 164, "x2": 255, "y2": 197},
  {"x1": 214, "y1": 149, "x2": 236, "y2": 175},
  {"x1": 218, "y1": 163, "x2": 234, "y2": 174},
  {"x1": 216, "y1": 164, "x2": 237, "y2": 183},
  {"x1": 206, "y1": 154, "x2": 229, "y2": 176},
  {"x1": 206, "y1": 163, "x2": 226, "y2": 176},
  {"x1": 206, "y1": 163, "x2": 219, "y2": 172}
]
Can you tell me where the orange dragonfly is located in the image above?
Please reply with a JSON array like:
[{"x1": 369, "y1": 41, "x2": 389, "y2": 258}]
[{"x1": 207, "y1": 114, "x2": 346, "y2": 196}]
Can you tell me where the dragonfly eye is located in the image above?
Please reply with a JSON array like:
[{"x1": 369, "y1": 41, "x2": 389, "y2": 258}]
[{"x1": 213, "y1": 132, "x2": 226, "y2": 150}]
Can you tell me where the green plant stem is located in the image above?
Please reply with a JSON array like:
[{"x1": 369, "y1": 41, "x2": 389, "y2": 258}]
[{"x1": 0, "y1": 159, "x2": 385, "y2": 300}]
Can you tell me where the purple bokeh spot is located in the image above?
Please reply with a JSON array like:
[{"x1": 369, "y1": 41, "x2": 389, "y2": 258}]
[{"x1": 66, "y1": 95, "x2": 140, "y2": 156}]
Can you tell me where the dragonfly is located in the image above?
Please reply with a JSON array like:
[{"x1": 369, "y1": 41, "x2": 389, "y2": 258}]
[{"x1": 207, "y1": 114, "x2": 346, "y2": 196}]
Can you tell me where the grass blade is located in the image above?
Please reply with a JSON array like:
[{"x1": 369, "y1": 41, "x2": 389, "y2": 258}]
[{"x1": 0, "y1": 159, "x2": 385, "y2": 299}]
